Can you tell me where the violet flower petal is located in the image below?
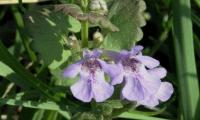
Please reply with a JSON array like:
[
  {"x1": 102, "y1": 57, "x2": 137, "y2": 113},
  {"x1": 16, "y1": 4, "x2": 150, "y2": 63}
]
[
  {"x1": 148, "y1": 67, "x2": 167, "y2": 79},
  {"x1": 131, "y1": 45, "x2": 144, "y2": 55},
  {"x1": 111, "y1": 73, "x2": 124, "y2": 85},
  {"x1": 139, "y1": 65, "x2": 161, "y2": 94},
  {"x1": 63, "y1": 61, "x2": 82, "y2": 78},
  {"x1": 99, "y1": 59, "x2": 124, "y2": 85},
  {"x1": 70, "y1": 71, "x2": 93, "y2": 102},
  {"x1": 92, "y1": 70, "x2": 114, "y2": 102},
  {"x1": 83, "y1": 49, "x2": 102, "y2": 58},
  {"x1": 119, "y1": 50, "x2": 130, "y2": 57},
  {"x1": 122, "y1": 75, "x2": 145, "y2": 101},
  {"x1": 138, "y1": 95, "x2": 159, "y2": 108},
  {"x1": 98, "y1": 59, "x2": 122, "y2": 78},
  {"x1": 156, "y1": 82, "x2": 174, "y2": 102},
  {"x1": 136, "y1": 56, "x2": 160, "y2": 69},
  {"x1": 138, "y1": 82, "x2": 173, "y2": 108}
]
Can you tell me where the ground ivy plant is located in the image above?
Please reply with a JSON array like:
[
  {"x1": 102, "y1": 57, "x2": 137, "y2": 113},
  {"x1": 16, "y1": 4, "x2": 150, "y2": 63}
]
[{"x1": 0, "y1": 0, "x2": 175, "y2": 119}]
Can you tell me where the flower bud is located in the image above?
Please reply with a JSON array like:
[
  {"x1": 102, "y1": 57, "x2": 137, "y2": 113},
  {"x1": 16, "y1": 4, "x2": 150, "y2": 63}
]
[
  {"x1": 89, "y1": 0, "x2": 108, "y2": 15},
  {"x1": 93, "y1": 30, "x2": 103, "y2": 43},
  {"x1": 68, "y1": 35, "x2": 80, "y2": 50},
  {"x1": 144, "y1": 12, "x2": 151, "y2": 21}
]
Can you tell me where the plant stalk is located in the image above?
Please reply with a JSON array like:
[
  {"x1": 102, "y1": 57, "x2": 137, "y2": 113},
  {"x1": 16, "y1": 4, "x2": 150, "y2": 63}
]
[{"x1": 81, "y1": 0, "x2": 89, "y2": 48}]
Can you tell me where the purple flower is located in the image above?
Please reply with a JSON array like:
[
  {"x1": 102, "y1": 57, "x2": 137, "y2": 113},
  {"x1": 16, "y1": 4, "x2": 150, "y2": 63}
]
[
  {"x1": 108, "y1": 45, "x2": 174, "y2": 107},
  {"x1": 63, "y1": 49, "x2": 117, "y2": 102}
]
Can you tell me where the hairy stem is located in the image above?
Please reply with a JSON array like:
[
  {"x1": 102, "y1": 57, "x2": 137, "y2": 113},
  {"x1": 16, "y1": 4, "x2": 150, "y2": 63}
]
[{"x1": 81, "y1": 0, "x2": 89, "y2": 48}]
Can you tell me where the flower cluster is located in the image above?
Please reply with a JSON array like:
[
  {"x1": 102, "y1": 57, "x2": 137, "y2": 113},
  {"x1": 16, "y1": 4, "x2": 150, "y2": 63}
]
[{"x1": 63, "y1": 45, "x2": 173, "y2": 108}]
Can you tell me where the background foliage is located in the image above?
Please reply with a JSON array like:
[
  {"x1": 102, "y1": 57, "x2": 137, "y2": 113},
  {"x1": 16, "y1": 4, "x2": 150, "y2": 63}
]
[{"x1": 0, "y1": 0, "x2": 199, "y2": 120}]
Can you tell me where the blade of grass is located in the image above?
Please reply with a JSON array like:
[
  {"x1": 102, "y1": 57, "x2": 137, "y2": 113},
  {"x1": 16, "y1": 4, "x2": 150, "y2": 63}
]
[
  {"x1": 194, "y1": 97, "x2": 200, "y2": 120},
  {"x1": 0, "y1": 7, "x2": 7, "y2": 21},
  {"x1": 191, "y1": 10, "x2": 200, "y2": 28},
  {"x1": 11, "y1": 6, "x2": 36, "y2": 62},
  {"x1": 32, "y1": 110, "x2": 45, "y2": 120},
  {"x1": 0, "y1": 61, "x2": 32, "y2": 90},
  {"x1": 0, "y1": 41, "x2": 60, "y2": 102},
  {"x1": 1, "y1": 83, "x2": 15, "y2": 98},
  {"x1": 0, "y1": 98, "x2": 70, "y2": 119},
  {"x1": 194, "y1": 0, "x2": 200, "y2": 8},
  {"x1": 194, "y1": 34, "x2": 200, "y2": 59},
  {"x1": 128, "y1": 107, "x2": 168, "y2": 116},
  {"x1": 172, "y1": 0, "x2": 200, "y2": 119}
]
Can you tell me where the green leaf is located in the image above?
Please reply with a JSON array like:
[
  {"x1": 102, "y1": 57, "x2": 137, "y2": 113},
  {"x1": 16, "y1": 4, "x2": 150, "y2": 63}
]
[
  {"x1": 53, "y1": 4, "x2": 119, "y2": 32},
  {"x1": 95, "y1": 103, "x2": 113, "y2": 116},
  {"x1": 50, "y1": 67, "x2": 78, "y2": 86},
  {"x1": 72, "y1": 112, "x2": 97, "y2": 120},
  {"x1": 0, "y1": 98, "x2": 71, "y2": 119},
  {"x1": 103, "y1": 0, "x2": 146, "y2": 50},
  {"x1": 25, "y1": 8, "x2": 81, "y2": 66},
  {"x1": 53, "y1": 4, "x2": 83, "y2": 16},
  {"x1": 87, "y1": 13, "x2": 119, "y2": 32},
  {"x1": 117, "y1": 112, "x2": 168, "y2": 120},
  {"x1": 92, "y1": 100, "x2": 123, "y2": 117},
  {"x1": 105, "y1": 100, "x2": 123, "y2": 109},
  {"x1": 48, "y1": 50, "x2": 71, "y2": 70}
]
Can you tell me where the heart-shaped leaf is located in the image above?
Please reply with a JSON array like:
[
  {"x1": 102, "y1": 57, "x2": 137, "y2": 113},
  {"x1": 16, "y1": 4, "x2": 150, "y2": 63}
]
[
  {"x1": 24, "y1": 7, "x2": 81, "y2": 67},
  {"x1": 103, "y1": 0, "x2": 146, "y2": 50}
]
